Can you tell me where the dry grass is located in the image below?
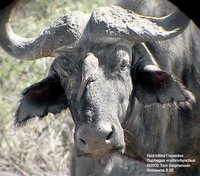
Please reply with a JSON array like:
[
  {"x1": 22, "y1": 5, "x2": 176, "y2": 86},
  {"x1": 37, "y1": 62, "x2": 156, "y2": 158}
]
[{"x1": 0, "y1": 110, "x2": 74, "y2": 176}]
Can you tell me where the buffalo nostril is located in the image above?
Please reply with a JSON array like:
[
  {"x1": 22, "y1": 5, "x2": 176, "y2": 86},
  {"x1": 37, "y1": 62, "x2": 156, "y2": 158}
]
[
  {"x1": 105, "y1": 131, "x2": 113, "y2": 141},
  {"x1": 79, "y1": 138, "x2": 87, "y2": 146}
]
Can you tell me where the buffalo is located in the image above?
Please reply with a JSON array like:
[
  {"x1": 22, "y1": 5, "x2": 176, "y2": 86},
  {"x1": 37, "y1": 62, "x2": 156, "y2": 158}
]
[
  {"x1": 0, "y1": 0, "x2": 199, "y2": 176},
  {"x1": 167, "y1": 0, "x2": 200, "y2": 28}
]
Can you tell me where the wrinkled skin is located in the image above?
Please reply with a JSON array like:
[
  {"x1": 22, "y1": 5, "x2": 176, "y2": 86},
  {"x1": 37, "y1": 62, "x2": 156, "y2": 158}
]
[
  {"x1": 53, "y1": 44, "x2": 133, "y2": 157},
  {"x1": 0, "y1": 0, "x2": 200, "y2": 176},
  {"x1": 54, "y1": 43, "x2": 169, "y2": 176},
  {"x1": 71, "y1": 1, "x2": 200, "y2": 175}
]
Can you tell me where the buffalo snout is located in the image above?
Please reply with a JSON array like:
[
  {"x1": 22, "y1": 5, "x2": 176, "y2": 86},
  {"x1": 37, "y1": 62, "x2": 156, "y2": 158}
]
[{"x1": 75, "y1": 122, "x2": 125, "y2": 157}]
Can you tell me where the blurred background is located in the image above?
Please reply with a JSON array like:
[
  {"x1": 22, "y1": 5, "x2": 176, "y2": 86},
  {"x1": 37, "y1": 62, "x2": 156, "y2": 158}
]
[{"x1": 0, "y1": 0, "x2": 108, "y2": 175}]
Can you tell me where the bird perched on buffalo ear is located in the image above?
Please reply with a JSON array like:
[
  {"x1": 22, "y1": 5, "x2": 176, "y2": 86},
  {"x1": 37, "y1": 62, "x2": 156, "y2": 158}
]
[{"x1": 76, "y1": 53, "x2": 99, "y2": 102}]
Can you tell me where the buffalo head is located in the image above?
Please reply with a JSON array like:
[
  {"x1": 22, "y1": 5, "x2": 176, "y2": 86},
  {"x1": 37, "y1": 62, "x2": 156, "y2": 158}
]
[{"x1": 0, "y1": 1, "x2": 194, "y2": 158}]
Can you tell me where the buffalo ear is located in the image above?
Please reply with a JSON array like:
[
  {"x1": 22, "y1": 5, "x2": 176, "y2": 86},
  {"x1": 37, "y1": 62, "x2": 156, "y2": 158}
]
[
  {"x1": 133, "y1": 65, "x2": 195, "y2": 106},
  {"x1": 15, "y1": 74, "x2": 68, "y2": 126}
]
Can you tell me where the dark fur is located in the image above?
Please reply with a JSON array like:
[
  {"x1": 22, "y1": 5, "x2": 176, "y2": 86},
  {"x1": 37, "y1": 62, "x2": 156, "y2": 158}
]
[
  {"x1": 1, "y1": 0, "x2": 200, "y2": 175},
  {"x1": 168, "y1": 0, "x2": 200, "y2": 28}
]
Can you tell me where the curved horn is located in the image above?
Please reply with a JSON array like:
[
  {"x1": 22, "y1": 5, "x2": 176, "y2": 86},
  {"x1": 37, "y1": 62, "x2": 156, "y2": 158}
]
[
  {"x1": 0, "y1": 1, "x2": 86, "y2": 60},
  {"x1": 89, "y1": 5, "x2": 190, "y2": 43}
]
